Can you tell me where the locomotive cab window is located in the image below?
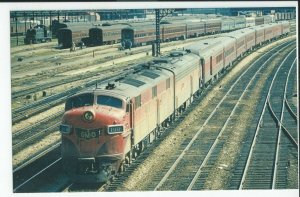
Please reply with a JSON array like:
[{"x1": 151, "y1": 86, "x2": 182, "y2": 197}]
[
  {"x1": 65, "y1": 93, "x2": 94, "y2": 111},
  {"x1": 97, "y1": 95, "x2": 123, "y2": 109}
]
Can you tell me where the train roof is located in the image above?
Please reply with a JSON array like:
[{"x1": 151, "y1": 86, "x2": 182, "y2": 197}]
[
  {"x1": 90, "y1": 24, "x2": 129, "y2": 30},
  {"x1": 187, "y1": 37, "x2": 224, "y2": 58},
  {"x1": 59, "y1": 25, "x2": 93, "y2": 32},
  {"x1": 122, "y1": 24, "x2": 155, "y2": 31},
  {"x1": 80, "y1": 51, "x2": 199, "y2": 100},
  {"x1": 226, "y1": 27, "x2": 255, "y2": 38},
  {"x1": 200, "y1": 18, "x2": 222, "y2": 23},
  {"x1": 65, "y1": 22, "x2": 95, "y2": 28},
  {"x1": 90, "y1": 66, "x2": 170, "y2": 100}
]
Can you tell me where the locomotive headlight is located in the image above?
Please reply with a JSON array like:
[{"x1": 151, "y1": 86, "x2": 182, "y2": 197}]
[{"x1": 83, "y1": 111, "x2": 95, "y2": 122}]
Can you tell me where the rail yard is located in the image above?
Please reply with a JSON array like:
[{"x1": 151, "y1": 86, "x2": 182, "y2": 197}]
[{"x1": 7, "y1": 7, "x2": 298, "y2": 194}]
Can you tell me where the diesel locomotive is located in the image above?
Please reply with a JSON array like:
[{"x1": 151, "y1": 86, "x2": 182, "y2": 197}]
[{"x1": 59, "y1": 21, "x2": 290, "y2": 182}]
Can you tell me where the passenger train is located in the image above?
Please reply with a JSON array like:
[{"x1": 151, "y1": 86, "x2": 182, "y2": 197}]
[
  {"x1": 59, "y1": 21, "x2": 290, "y2": 182},
  {"x1": 57, "y1": 15, "x2": 276, "y2": 48}
]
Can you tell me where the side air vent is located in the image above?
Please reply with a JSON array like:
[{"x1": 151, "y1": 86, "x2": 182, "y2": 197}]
[
  {"x1": 141, "y1": 71, "x2": 160, "y2": 79},
  {"x1": 204, "y1": 42, "x2": 208, "y2": 45},
  {"x1": 122, "y1": 78, "x2": 145, "y2": 87}
]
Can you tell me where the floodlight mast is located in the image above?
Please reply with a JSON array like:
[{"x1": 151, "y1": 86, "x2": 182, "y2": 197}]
[{"x1": 154, "y1": 9, "x2": 186, "y2": 57}]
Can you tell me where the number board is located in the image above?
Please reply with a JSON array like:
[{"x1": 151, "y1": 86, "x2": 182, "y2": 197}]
[
  {"x1": 76, "y1": 128, "x2": 100, "y2": 140},
  {"x1": 108, "y1": 125, "x2": 124, "y2": 134}
]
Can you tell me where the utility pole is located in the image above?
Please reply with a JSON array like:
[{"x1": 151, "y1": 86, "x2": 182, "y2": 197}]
[
  {"x1": 155, "y1": 9, "x2": 160, "y2": 56},
  {"x1": 24, "y1": 12, "x2": 27, "y2": 33},
  {"x1": 154, "y1": 9, "x2": 186, "y2": 57},
  {"x1": 49, "y1": 11, "x2": 52, "y2": 29},
  {"x1": 15, "y1": 17, "x2": 18, "y2": 46}
]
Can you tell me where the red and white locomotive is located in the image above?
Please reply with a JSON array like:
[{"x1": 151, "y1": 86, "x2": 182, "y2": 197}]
[{"x1": 59, "y1": 21, "x2": 290, "y2": 182}]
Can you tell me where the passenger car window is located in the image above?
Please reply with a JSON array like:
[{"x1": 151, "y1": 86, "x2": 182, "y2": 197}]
[
  {"x1": 65, "y1": 93, "x2": 94, "y2": 111},
  {"x1": 97, "y1": 95, "x2": 123, "y2": 109}
]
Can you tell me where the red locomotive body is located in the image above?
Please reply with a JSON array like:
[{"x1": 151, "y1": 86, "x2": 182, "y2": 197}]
[{"x1": 61, "y1": 91, "x2": 131, "y2": 182}]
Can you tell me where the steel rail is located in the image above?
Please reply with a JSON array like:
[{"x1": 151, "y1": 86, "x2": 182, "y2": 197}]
[
  {"x1": 13, "y1": 142, "x2": 61, "y2": 173},
  {"x1": 13, "y1": 157, "x2": 62, "y2": 192},
  {"x1": 272, "y1": 56, "x2": 297, "y2": 188},
  {"x1": 238, "y1": 48, "x2": 296, "y2": 190},
  {"x1": 12, "y1": 111, "x2": 63, "y2": 138},
  {"x1": 285, "y1": 98, "x2": 297, "y2": 120},
  {"x1": 154, "y1": 40, "x2": 295, "y2": 191},
  {"x1": 267, "y1": 58, "x2": 298, "y2": 148},
  {"x1": 268, "y1": 102, "x2": 298, "y2": 147},
  {"x1": 12, "y1": 123, "x2": 60, "y2": 151}
]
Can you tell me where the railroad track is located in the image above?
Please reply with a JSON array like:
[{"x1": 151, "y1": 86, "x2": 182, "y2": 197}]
[
  {"x1": 150, "y1": 40, "x2": 296, "y2": 191},
  {"x1": 11, "y1": 65, "x2": 134, "y2": 124},
  {"x1": 96, "y1": 39, "x2": 296, "y2": 191},
  {"x1": 13, "y1": 38, "x2": 296, "y2": 193},
  {"x1": 285, "y1": 58, "x2": 297, "y2": 118},
  {"x1": 13, "y1": 143, "x2": 64, "y2": 192},
  {"x1": 236, "y1": 49, "x2": 297, "y2": 189},
  {"x1": 12, "y1": 111, "x2": 62, "y2": 154}
]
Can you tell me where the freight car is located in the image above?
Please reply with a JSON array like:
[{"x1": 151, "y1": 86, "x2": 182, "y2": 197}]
[
  {"x1": 24, "y1": 25, "x2": 52, "y2": 44},
  {"x1": 59, "y1": 21, "x2": 290, "y2": 183}
]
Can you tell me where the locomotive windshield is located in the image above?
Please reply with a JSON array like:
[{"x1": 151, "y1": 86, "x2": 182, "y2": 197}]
[
  {"x1": 65, "y1": 93, "x2": 94, "y2": 111},
  {"x1": 97, "y1": 95, "x2": 123, "y2": 109}
]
